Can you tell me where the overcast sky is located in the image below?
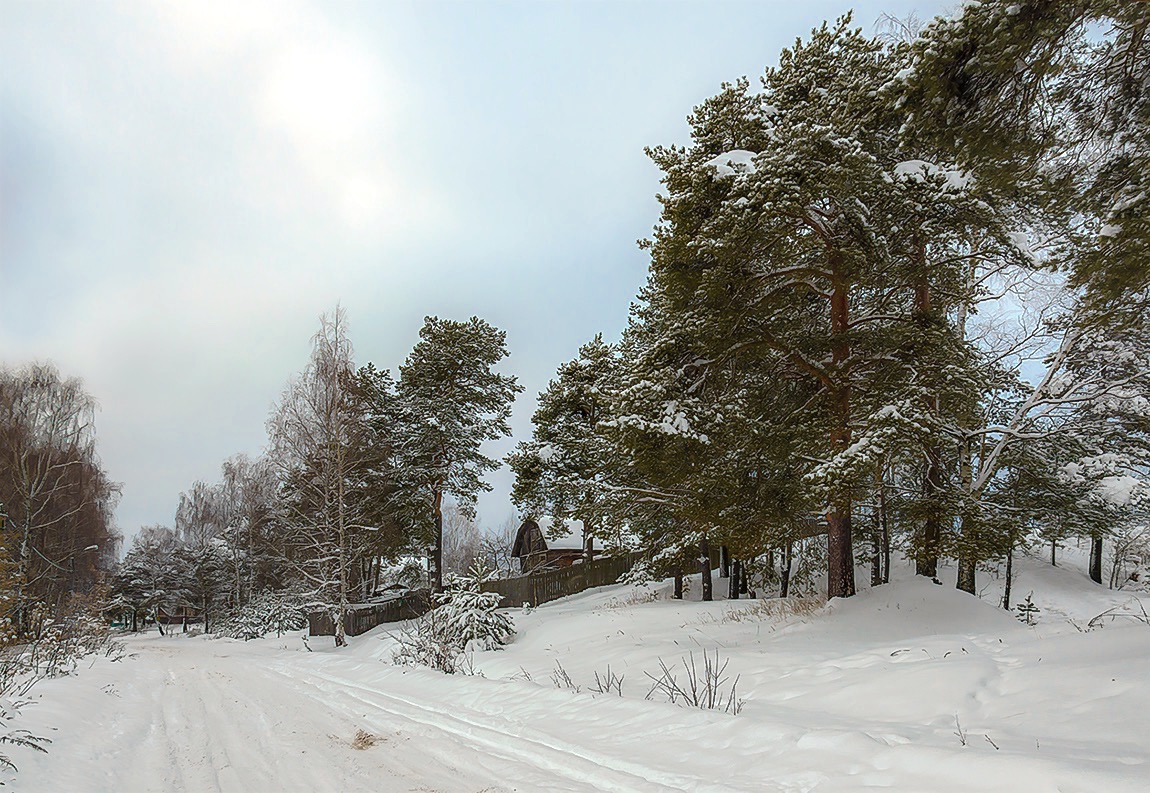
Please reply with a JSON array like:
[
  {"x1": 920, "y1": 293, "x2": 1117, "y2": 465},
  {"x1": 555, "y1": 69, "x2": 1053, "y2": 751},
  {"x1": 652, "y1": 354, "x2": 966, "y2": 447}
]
[{"x1": 1, "y1": 0, "x2": 947, "y2": 546}]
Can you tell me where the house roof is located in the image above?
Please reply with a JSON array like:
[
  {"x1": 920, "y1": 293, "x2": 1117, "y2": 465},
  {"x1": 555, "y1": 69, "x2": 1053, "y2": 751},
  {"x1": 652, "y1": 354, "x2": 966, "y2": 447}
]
[{"x1": 535, "y1": 517, "x2": 601, "y2": 551}]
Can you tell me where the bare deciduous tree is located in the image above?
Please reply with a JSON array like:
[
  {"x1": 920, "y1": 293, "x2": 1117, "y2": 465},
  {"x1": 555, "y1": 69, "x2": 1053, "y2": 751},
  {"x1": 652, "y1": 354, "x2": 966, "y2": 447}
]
[
  {"x1": 268, "y1": 308, "x2": 366, "y2": 647},
  {"x1": 0, "y1": 363, "x2": 120, "y2": 636}
]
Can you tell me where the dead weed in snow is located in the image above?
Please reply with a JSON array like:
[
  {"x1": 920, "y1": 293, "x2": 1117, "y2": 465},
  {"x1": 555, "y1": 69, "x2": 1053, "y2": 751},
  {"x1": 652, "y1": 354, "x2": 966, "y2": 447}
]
[{"x1": 351, "y1": 729, "x2": 382, "y2": 750}]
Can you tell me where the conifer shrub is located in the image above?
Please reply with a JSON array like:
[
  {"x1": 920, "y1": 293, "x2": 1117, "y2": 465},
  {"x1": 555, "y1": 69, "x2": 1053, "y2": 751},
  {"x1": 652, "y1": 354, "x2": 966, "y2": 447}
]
[
  {"x1": 392, "y1": 561, "x2": 514, "y2": 673},
  {"x1": 217, "y1": 590, "x2": 309, "y2": 640}
]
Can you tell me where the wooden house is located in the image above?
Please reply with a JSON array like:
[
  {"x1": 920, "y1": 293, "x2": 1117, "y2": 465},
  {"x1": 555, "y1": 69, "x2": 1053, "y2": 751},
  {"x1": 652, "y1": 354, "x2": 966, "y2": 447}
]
[
  {"x1": 156, "y1": 605, "x2": 203, "y2": 626},
  {"x1": 512, "y1": 518, "x2": 600, "y2": 573}
]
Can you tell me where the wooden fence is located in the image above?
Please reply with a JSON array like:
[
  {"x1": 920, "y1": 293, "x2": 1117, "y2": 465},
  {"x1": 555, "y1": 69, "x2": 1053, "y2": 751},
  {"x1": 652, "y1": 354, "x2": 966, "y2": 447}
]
[
  {"x1": 309, "y1": 545, "x2": 724, "y2": 635},
  {"x1": 308, "y1": 589, "x2": 431, "y2": 637},
  {"x1": 480, "y1": 552, "x2": 645, "y2": 608}
]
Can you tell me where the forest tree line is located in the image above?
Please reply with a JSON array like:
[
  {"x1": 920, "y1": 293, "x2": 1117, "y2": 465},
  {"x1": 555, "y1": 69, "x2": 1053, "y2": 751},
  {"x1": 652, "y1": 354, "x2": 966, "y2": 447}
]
[{"x1": 509, "y1": 4, "x2": 1150, "y2": 603}]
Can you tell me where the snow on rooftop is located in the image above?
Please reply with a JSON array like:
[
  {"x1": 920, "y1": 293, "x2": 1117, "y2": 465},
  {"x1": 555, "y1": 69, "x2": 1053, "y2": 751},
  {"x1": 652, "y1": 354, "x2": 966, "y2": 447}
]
[{"x1": 535, "y1": 516, "x2": 601, "y2": 550}]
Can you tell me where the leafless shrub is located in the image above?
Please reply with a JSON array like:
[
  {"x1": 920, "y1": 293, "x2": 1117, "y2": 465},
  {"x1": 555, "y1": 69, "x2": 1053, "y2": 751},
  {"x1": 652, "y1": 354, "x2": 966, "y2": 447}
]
[
  {"x1": 645, "y1": 650, "x2": 743, "y2": 715},
  {"x1": 391, "y1": 609, "x2": 461, "y2": 674},
  {"x1": 1088, "y1": 599, "x2": 1150, "y2": 629},
  {"x1": 550, "y1": 660, "x2": 580, "y2": 692},
  {"x1": 0, "y1": 594, "x2": 121, "y2": 774},
  {"x1": 589, "y1": 665, "x2": 624, "y2": 697},
  {"x1": 509, "y1": 666, "x2": 533, "y2": 682}
]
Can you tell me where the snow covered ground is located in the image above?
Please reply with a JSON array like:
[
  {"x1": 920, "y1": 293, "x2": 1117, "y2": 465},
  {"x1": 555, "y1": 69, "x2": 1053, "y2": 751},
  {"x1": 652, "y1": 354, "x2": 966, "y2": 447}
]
[{"x1": 12, "y1": 549, "x2": 1150, "y2": 792}]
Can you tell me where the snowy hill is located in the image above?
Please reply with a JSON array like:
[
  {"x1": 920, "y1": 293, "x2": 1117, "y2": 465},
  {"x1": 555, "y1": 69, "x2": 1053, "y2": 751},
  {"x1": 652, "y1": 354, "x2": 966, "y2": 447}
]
[{"x1": 12, "y1": 550, "x2": 1150, "y2": 792}]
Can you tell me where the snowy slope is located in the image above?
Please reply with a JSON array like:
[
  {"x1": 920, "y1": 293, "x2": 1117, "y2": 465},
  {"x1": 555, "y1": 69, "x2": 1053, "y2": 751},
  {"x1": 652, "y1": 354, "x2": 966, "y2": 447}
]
[{"x1": 11, "y1": 551, "x2": 1150, "y2": 792}]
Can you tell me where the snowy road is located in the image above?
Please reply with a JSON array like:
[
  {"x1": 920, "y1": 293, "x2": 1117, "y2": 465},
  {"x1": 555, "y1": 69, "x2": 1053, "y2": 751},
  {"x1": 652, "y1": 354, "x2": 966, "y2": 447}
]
[
  {"x1": 18, "y1": 633, "x2": 721, "y2": 793},
  {"x1": 14, "y1": 568, "x2": 1150, "y2": 793},
  {"x1": 20, "y1": 635, "x2": 525, "y2": 793}
]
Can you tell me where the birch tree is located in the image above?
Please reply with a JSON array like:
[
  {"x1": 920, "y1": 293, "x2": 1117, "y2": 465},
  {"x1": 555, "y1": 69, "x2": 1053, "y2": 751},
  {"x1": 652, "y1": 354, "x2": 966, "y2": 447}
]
[
  {"x1": 268, "y1": 307, "x2": 366, "y2": 646},
  {"x1": 0, "y1": 364, "x2": 119, "y2": 636}
]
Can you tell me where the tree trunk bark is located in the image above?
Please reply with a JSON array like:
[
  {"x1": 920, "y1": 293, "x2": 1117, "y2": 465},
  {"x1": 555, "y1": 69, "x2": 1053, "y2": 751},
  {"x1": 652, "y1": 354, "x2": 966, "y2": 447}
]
[
  {"x1": 719, "y1": 545, "x2": 730, "y2": 579},
  {"x1": 335, "y1": 464, "x2": 349, "y2": 648},
  {"x1": 880, "y1": 475, "x2": 891, "y2": 585},
  {"x1": 1089, "y1": 536, "x2": 1103, "y2": 585},
  {"x1": 781, "y1": 541, "x2": 793, "y2": 598},
  {"x1": 827, "y1": 269, "x2": 856, "y2": 599},
  {"x1": 1002, "y1": 540, "x2": 1014, "y2": 611},
  {"x1": 432, "y1": 487, "x2": 444, "y2": 593},
  {"x1": 673, "y1": 566, "x2": 684, "y2": 600},
  {"x1": 739, "y1": 559, "x2": 749, "y2": 595},
  {"x1": 871, "y1": 518, "x2": 882, "y2": 588},
  {"x1": 913, "y1": 261, "x2": 942, "y2": 580},
  {"x1": 955, "y1": 439, "x2": 977, "y2": 593},
  {"x1": 728, "y1": 560, "x2": 740, "y2": 599},
  {"x1": 916, "y1": 442, "x2": 943, "y2": 579},
  {"x1": 1050, "y1": 540, "x2": 1057, "y2": 567},
  {"x1": 956, "y1": 546, "x2": 976, "y2": 594},
  {"x1": 699, "y1": 536, "x2": 712, "y2": 602}
]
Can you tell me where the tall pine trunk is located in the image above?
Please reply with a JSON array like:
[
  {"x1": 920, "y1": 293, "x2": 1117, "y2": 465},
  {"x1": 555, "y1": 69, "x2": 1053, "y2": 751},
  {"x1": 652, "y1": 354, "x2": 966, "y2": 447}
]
[
  {"x1": 673, "y1": 566, "x2": 684, "y2": 600},
  {"x1": 870, "y1": 505, "x2": 882, "y2": 587},
  {"x1": 914, "y1": 277, "x2": 943, "y2": 579},
  {"x1": 432, "y1": 486, "x2": 444, "y2": 592},
  {"x1": 719, "y1": 545, "x2": 730, "y2": 578},
  {"x1": 880, "y1": 471, "x2": 891, "y2": 584},
  {"x1": 917, "y1": 439, "x2": 943, "y2": 579},
  {"x1": 728, "y1": 560, "x2": 741, "y2": 599},
  {"x1": 827, "y1": 270, "x2": 855, "y2": 599},
  {"x1": 956, "y1": 440, "x2": 977, "y2": 594}
]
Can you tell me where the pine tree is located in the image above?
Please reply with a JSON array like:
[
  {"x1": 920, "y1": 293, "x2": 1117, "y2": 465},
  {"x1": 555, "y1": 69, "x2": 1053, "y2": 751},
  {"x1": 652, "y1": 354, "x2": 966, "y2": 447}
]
[
  {"x1": 394, "y1": 317, "x2": 522, "y2": 592},
  {"x1": 903, "y1": 1, "x2": 1150, "y2": 314},
  {"x1": 508, "y1": 334, "x2": 620, "y2": 558}
]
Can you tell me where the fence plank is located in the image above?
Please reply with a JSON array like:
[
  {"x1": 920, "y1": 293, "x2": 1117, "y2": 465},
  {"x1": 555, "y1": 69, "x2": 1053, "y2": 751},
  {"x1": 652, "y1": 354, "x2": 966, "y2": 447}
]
[
  {"x1": 308, "y1": 589, "x2": 432, "y2": 637},
  {"x1": 480, "y1": 552, "x2": 643, "y2": 608}
]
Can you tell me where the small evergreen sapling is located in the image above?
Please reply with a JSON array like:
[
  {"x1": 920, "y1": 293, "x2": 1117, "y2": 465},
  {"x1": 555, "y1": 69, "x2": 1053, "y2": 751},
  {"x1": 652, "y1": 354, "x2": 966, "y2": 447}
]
[
  {"x1": 392, "y1": 561, "x2": 515, "y2": 673},
  {"x1": 436, "y1": 561, "x2": 514, "y2": 652},
  {"x1": 1016, "y1": 593, "x2": 1041, "y2": 626}
]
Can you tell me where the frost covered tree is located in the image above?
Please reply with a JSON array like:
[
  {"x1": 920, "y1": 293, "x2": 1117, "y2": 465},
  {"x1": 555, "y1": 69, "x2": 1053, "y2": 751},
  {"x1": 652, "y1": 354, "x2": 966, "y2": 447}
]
[
  {"x1": 508, "y1": 334, "x2": 620, "y2": 559},
  {"x1": 441, "y1": 500, "x2": 483, "y2": 577},
  {"x1": 394, "y1": 317, "x2": 522, "y2": 592},
  {"x1": 268, "y1": 307, "x2": 373, "y2": 646},
  {"x1": 902, "y1": 1, "x2": 1150, "y2": 316},
  {"x1": 217, "y1": 454, "x2": 281, "y2": 607},
  {"x1": 111, "y1": 526, "x2": 188, "y2": 632},
  {"x1": 594, "y1": 10, "x2": 1148, "y2": 604},
  {"x1": 626, "y1": 17, "x2": 948, "y2": 598}
]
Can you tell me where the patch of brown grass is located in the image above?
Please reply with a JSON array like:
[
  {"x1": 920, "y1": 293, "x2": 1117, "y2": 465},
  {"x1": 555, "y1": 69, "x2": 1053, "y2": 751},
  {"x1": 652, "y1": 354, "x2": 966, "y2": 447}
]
[{"x1": 352, "y1": 729, "x2": 381, "y2": 750}]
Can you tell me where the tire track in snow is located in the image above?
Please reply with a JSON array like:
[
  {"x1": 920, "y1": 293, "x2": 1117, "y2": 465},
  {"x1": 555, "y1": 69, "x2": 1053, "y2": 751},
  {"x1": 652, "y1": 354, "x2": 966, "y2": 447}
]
[{"x1": 267, "y1": 663, "x2": 761, "y2": 793}]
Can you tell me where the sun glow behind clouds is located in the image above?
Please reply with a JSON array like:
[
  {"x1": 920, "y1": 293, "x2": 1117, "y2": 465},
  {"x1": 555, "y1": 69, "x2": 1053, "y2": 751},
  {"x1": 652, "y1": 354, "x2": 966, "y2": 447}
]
[
  {"x1": 261, "y1": 44, "x2": 385, "y2": 152},
  {"x1": 163, "y1": 0, "x2": 408, "y2": 238}
]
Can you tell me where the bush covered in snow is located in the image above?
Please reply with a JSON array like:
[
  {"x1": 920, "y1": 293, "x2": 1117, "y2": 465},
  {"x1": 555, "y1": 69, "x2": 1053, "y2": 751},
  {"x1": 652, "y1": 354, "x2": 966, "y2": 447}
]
[
  {"x1": 216, "y1": 591, "x2": 308, "y2": 640},
  {"x1": 392, "y1": 562, "x2": 514, "y2": 673},
  {"x1": 0, "y1": 590, "x2": 123, "y2": 773}
]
